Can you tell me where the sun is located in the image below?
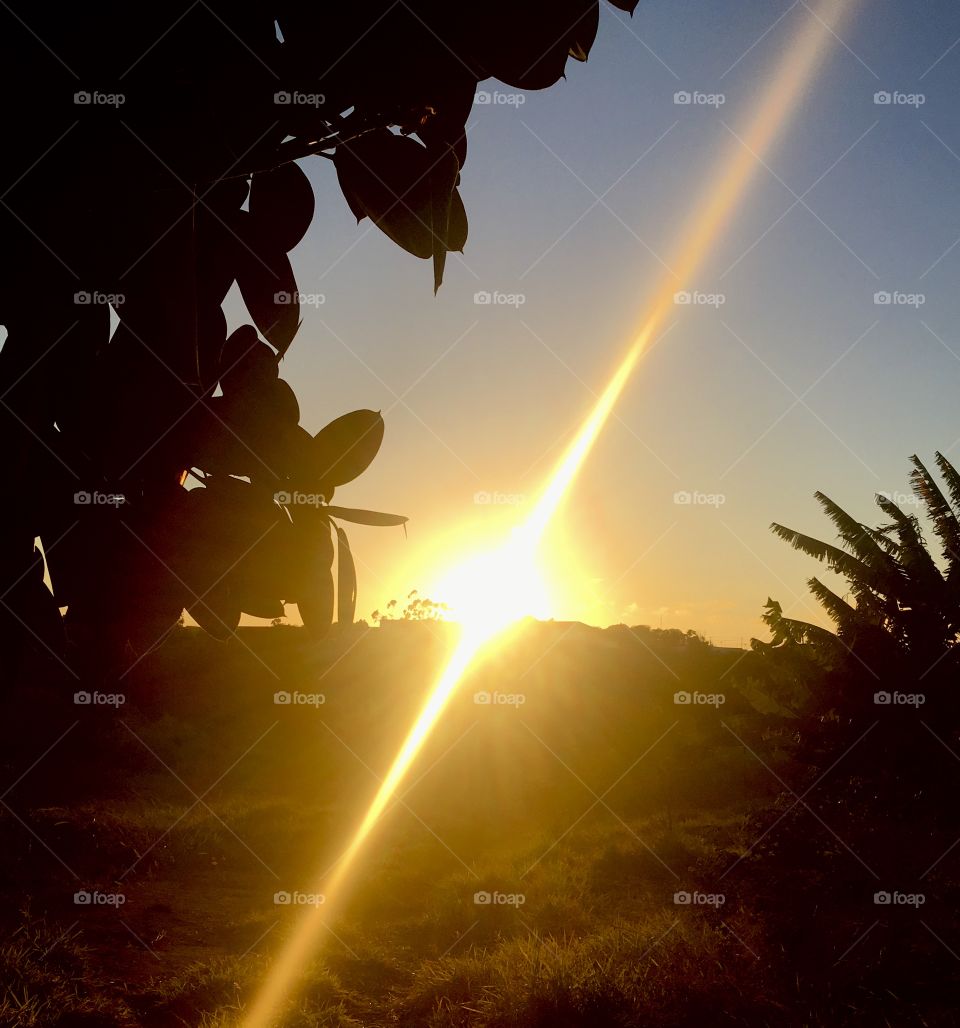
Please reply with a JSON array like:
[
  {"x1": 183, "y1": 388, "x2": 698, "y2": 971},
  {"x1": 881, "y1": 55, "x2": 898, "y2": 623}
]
[{"x1": 430, "y1": 524, "x2": 552, "y2": 645}]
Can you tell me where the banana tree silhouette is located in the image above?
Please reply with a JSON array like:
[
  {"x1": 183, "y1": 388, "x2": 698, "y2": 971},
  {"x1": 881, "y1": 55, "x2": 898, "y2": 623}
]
[
  {"x1": 740, "y1": 454, "x2": 960, "y2": 827},
  {"x1": 755, "y1": 453, "x2": 960, "y2": 720}
]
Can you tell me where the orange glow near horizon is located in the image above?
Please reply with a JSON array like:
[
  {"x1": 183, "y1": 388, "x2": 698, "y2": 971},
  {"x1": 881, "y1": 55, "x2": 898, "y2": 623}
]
[{"x1": 242, "y1": 3, "x2": 854, "y2": 1023}]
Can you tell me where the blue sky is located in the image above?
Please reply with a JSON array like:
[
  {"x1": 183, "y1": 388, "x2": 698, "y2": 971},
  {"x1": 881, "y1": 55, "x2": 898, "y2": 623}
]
[{"x1": 227, "y1": 0, "x2": 960, "y2": 644}]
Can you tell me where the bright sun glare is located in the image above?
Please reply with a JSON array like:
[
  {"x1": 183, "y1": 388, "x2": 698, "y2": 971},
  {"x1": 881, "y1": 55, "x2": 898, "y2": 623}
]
[{"x1": 431, "y1": 526, "x2": 552, "y2": 639}]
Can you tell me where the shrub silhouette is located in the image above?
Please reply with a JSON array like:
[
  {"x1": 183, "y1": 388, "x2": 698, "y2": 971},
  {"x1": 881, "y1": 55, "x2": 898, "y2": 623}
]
[{"x1": 0, "y1": 1, "x2": 638, "y2": 674}]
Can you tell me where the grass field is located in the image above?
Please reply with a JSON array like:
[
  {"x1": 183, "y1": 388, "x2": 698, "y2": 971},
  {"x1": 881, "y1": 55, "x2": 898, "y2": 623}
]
[{"x1": 3, "y1": 623, "x2": 959, "y2": 1026}]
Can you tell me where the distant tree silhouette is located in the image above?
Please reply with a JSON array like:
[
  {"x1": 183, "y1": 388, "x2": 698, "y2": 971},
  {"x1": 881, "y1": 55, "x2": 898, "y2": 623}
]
[
  {"x1": 750, "y1": 453, "x2": 960, "y2": 777},
  {"x1": 757, "y1": 453, "x2": 960, "y2": 680},
  {"x1": 372, "y1": 591, "x2": 450, "y2": 623},
  {"x1": 0, "y1": 1, "x2": 638, "y2": 677}
]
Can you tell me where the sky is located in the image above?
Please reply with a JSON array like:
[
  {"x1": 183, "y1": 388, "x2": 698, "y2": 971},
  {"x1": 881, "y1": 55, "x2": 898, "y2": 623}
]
[{"x1": 227, "y1": 0, "x2": 960, "y2": 646}]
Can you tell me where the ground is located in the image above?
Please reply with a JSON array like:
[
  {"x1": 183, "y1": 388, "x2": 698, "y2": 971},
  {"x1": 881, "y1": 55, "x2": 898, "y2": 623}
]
[{"x1": 2, "y1": 623, "x2": 959, "y2": 1026}]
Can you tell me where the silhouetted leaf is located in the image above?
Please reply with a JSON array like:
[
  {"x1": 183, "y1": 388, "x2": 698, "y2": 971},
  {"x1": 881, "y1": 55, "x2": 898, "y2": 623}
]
[
  {"x1": 196, "y1": 211, "x2": 242, "y2": 303},
  {"x1": 237, "y1": 592, "x2": 285, "y2": 620},
  {"x1": 249, "y1": 162, "x2": 315, "y2": 253},
  {"x1": 313, "y1": 409, "x2": 385, "y2": 489},
  {"x1": 48, "y1": 303, "x2": 111, "y2": 449},
  {"x1": 197, "y1": 304, "x2": 228, "y2": 393},
  {"x1": 298, "y1": 570, "x2": 333, "y2": 638},
  {"x1": 296, "y1": 518, "x2": 335, "y2": 636},
  {"x1": 473, "y1": 1, "x2": 599, "y2": 89},
  {"x1": 325, "y1": 506, "x2": 408, "y2": 527},
  {"x1": 178, "y1": 488, "x2": 245, "y2": 638},
  {"x1": 231, "y1": 512, "x2": 294, "y2": 619},
  {"x1": 205, "y1": 176, "x2": 250, "y2": 214},
  {"x1": 416, "y1": 75, "x2": 477, "y2": 169},
  {"x1": 234, "y1": 213, "x2": 301, "y2": 355},
  {"x1": 284, "y1": 424, "x2": 329, "y2": 495},
  {"x1": 335, "y1": 131, "x2": 467, "y2": 288},
  {"x1": 268, "y1": 379, "x2": 301, "y2": 426},
  {"x1": 335, "y1": 131, "x2": 435, "y2": 259},
  {"x1": 446, "y1": 190, "x2": 468, "y2": 252},
  {"x1": 179, "y1": 480, "x2": 287, "y2": 621},
  {"x1": 219, "y1": 324, "x2": 279, "y2": 393},
  {"x1": 339, "y1": 176, "x2": 368, "y2": 223},
  {"x1": 430, "y1": 145, "x2": 460, "y2": 292},
  {"x1": 216, "y1": 380, "x2": 301, "y2": 478},
  {"x1": 188, "y1": 585, "x2": 241, "y2": 640},
  {"x1": 336, "y1": 525, "x2": 356, "y2": 623},
  {"x1": 12, "y1": 546, "x2": 66, "y2": 659},
  {"x1": 569, "y1": 1, "x2": 599, "y2": 60},
  {"x1": 188, "y1": 398, "x2": 252, "y2": 476}
]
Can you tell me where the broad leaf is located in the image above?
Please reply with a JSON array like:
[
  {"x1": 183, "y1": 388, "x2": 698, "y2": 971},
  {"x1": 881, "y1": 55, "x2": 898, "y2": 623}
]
[
  {"x1": 297, "y1": 520, "x2": 336, "y2": 637},
  {"x1": 249, "y1": 162, "x2": 315, "y2": 253},
  {"x1": 313, "y1": 409, "x2": 385, "y2": 488},
  {"x1": 446, "y1": 190, "x2": 468, "y2": 253},
  {"x1": 336, "y1": 525, "x2": 357, "y2": 624},
  {"x1": 335, "y1": 131, "x2": 436, "y2": 259},
  {"x1": 416, "y1": 75, "x2": 477, "y2": 169},
  {"x1": 569, "y1": 1, "x2": 600, "y2": 60},
  {"x1": 233, "y1": 213, "x2": 301, "y2": 355},
  {"x1": 430, "y1": 145, "x2": 460, "y2": 292},
  {"x1": 188, "y1": 584, "x2": 241, "y2": 640},
  {"x1": 325, "y1": 506, "x2": 408, "y2": 527},
  {"x1": 219, "y1": 324, "x2": 279, "y2": 393}
]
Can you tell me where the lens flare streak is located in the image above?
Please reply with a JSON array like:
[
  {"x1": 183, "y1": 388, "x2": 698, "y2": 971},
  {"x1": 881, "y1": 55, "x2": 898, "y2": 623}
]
[{"x1": 242, "y1": 3, "x2": 854, "y2": 1023}]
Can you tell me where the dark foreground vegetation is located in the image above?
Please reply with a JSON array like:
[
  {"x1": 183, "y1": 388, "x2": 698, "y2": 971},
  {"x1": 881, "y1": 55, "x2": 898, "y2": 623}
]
[{"x1": 3, "y1": 610, "x2": 960, "y2": 1027}]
